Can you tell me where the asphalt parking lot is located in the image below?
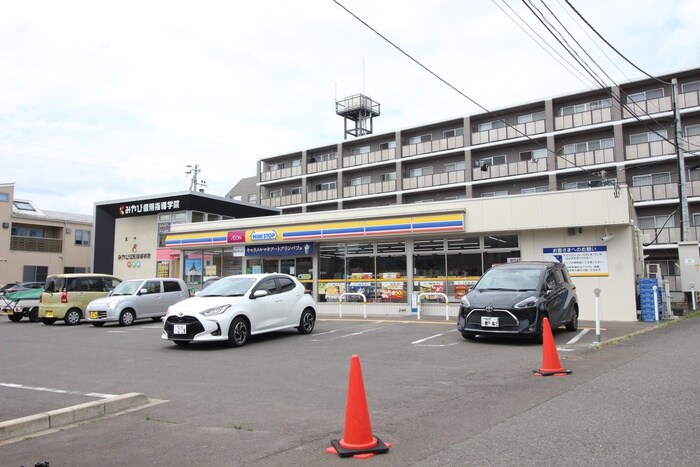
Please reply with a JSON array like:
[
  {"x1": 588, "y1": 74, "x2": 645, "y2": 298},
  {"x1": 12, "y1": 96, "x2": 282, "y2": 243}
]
[{"x1": 0, "y1": 313, "x2": 668, "y2": 466}]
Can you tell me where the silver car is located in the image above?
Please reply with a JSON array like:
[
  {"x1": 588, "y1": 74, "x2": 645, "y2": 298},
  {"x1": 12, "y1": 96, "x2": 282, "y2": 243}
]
[{"x1": 86, "y1": 278, "x2": 189, "y2": 326}]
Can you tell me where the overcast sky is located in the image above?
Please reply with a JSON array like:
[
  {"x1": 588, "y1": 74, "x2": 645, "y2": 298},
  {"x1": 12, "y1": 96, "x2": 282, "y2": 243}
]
[{"x1": 2, "y1": 0, "x2": 699, "y2": 215}]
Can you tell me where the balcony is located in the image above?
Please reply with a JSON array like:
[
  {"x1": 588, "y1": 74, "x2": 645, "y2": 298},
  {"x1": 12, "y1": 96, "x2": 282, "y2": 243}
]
[
  {"x1": 681, "y1": 134, "x2": 700, "y2": 152},
  {"x1": 343, "y1": 148, "x2": 396, "y2": 168},
  {"x1": 307, "y1": 158, "x2": 338, "y2": 174},
  {"x1": 402, "y1": 135, "x2": 464, "y2": 157},
  {"x1": 623, "y1": 96, "x2": 673, "y2": 118},
  {"x1": 402, "y1": 170, "x2": 465, "y2": 190},
  {"x1": 557, "y1": 148, "x2": 614, "y2": 169},
  {"x1": 642, "y1": 227, "x2": 680, "y2": 245},
  {"x1": 307, "y1": 189, "x2": 338, "y2": 203},
  {"x1": 625, "y1": 140, "x2": 676, "y2": 160},
  {"x1": 472, "y1": 158, "x2": 548, "y2": 181},
  {"x1": 260, "y1": 165, "x2": 302, "y2": 182},
  {"x1": 555, "y1": 107, "x2": 613, "y2": 130},
  {"x1": 471, "y1": 121, "x2": 544, "y2": 145},
  {"x1": 679, "y1": 89, "x2": 700, "y2": 109},
  {"x1": 343, "y1": 180, "x2": 396, "y2": 197},
  {"x1": 629, "y1": 180, "x2": 700, "y2": 202},
  {"x1": 10, "y1": 236, "x2": 63, "y2": 253},
  {"x1": 260, "y1": 193, "x2": 302, "y2": 208}
]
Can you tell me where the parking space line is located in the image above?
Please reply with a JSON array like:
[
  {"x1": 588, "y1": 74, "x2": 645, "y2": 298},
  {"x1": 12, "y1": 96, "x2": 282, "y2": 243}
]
[
  {"x1": 0, "y1": 382, "x2": 116, "y2": 398},
  {"x1": 566, "y1": 328, "x2": 590, "y2": 345},
  {"x1": 412, "y1": 329, "x2": 459, "y2": 345}
]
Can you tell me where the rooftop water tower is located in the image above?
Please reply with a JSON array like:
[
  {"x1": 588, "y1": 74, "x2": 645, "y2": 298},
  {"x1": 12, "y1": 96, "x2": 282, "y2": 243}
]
[{"x1": 335, "y1": 94, "x2": 380, "y2": 139}]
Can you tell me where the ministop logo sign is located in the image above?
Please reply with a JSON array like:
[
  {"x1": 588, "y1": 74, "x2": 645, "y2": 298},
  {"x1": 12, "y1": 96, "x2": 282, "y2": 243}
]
[{"x1": 250, "y1": 229, "x2": 278, "y2": 241}]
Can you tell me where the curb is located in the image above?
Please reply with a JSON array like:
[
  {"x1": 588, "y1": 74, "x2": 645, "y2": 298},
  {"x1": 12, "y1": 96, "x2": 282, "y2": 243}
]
[{"x1": 0, "y1": 392, "x2": 150, "y2": 443}]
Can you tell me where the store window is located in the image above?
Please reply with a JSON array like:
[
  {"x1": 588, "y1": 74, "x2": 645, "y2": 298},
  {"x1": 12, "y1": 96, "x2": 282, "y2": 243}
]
[{"x1": 414, "y1": 239, "x2": 447, "y2": 300}]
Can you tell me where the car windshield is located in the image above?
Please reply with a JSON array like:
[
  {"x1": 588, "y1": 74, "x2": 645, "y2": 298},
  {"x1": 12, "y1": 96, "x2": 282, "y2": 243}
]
[
  {"x1": 199, "y1": 277, "x2": 257, "y2": 297},
  {"x1": 110, "y1": 280, "x2": 143, "y2": 296},
  {"x1": 475, "y1": 267, "x2": 542, "y2": 291}
]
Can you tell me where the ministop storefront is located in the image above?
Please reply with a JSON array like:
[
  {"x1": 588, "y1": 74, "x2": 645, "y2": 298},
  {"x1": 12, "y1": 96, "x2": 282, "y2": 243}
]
[{"x1": 164, "y1": 186, "x2": 643, "y2": 322}]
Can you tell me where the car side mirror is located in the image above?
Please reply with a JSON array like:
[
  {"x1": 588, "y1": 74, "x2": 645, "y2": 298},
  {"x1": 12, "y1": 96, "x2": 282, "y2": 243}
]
[
  {"x1": 139, "y1": 288, "x2": 148, "y2": 295},
  {"x1": 252, "y1": 290, "x2": 268, "y2": 299}
]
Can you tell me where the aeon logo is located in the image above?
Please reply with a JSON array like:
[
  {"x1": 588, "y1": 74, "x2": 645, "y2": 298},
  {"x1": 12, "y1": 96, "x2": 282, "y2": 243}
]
[
  {"x1": 227, "y1": 230, "x2": 246, "y2": 243},
  {"x1": 250, "y1": 230, "x2": 278, "y2": 241}
]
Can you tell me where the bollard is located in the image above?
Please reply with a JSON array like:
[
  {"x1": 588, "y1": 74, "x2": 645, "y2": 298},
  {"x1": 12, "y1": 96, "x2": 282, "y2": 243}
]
[
  {"x1": 653, "y1": 285, "x2": 659, "y2": 322},
  {"x1": 594, "y1": 288, "x2": 601, "y2": 343},
  {"x1": 691, "y1": 283, "x2": 696, "y2": 312}
]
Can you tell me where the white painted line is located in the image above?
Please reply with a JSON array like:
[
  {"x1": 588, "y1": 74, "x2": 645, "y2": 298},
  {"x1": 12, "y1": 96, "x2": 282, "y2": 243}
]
[
  {"x1": 0, "y1": 382, "x2": 117, "y2": 398},
  {"x1": 107, "y1": 330, "x2": 128, "y2": 333},
  {"x1": 566, "y1": 328, "x2": 590, "y2": 345},
  {"x1": 342, "y1": 326, "x2": 384, "y2": 338},
  {"x1": 412, "y1": 329, "x2": 458, "y2": 345}
]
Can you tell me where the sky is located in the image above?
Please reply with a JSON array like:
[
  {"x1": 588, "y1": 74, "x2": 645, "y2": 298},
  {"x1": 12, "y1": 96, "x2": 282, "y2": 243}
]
[{"x1": 2, "y1": 0, "x2": 700, "y2": 215}]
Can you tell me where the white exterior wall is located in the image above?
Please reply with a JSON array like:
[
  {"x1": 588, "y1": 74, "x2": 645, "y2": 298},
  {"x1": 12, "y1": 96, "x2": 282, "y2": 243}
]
[{"x1": 113, "y1": 216, "x2": 160, "y2": 280}]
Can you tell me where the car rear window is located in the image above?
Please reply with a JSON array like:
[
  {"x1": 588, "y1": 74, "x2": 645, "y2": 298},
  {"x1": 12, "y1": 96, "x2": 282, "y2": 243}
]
[
  {"x1": 277, "y1": 277, "x2": 296, "y2": 293},
  {"x1": 43, "y1": 277, "x2": 65, "y2": 293}
]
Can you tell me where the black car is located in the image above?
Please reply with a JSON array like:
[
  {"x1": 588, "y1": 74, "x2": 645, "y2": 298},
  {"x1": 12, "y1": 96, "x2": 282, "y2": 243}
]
[{"x1": 457, "y1": 261, "x2": 578, "y2": 342}]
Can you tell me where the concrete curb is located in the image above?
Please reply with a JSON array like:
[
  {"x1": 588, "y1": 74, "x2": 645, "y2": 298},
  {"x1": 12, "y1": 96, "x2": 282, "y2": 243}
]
[{"x1": 0, "y1": 392, "x2": 150, "y2": 443}]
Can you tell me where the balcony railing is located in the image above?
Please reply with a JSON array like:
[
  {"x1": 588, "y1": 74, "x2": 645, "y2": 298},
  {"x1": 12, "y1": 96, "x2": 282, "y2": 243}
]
[
  {"x1": 472, "y1": 158, "x2": 548, "y2": 181},
  {"x1": 10, "y1": 236, "x2": 63, "y2": 253},
  {"x1": 557, "y1": 148, "x2": 614, "y2": 169},
  {"x1": 402, "y1": 170, "x2": 465, "y2": 190},
  {"x1": 343, "y1": 180, "x2": 396, "y2": 197},
  {"x1": 629, "y1": 180, "x2": 700, "y2": 202},
  {"x1": 307, "y1": 158, "x2": 338, "y2": 174},
  {"x1": 471, "y1": 120, "x2": 545, "y2": 145},
  {"x1": 681, "y1": 134, "x2": 700, "y2": 152},
  {"x1": 307, "y1": 188, "x2": 338, "y2": 203},
  {"x1": 344, "y1": 148, "x2": 396, "y2": 168},
  {"x1": 625, "y1": 140, "x2": 676, "y2": 160},
  {"x1": 261, "y1": 165, "x2": 303, "y2": 182},
  {"x1": 679, "y1": 90, "x2": 700, "y2": 109},
  {"x1": 554, "y1": 107, "x2": 612, "y2": 130},
  {"x1": 260, "y1": 193, "x2": 302, "y2": 207},
  {"x1": 623, "y1": 96, "x2": 673, "y2": 118},
  {"x1": 402, "y1": 135, "x2": 464, "y2": 158}
]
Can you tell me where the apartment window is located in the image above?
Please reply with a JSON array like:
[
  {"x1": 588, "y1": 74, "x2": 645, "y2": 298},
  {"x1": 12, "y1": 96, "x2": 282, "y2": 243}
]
[
  {"x1": 315, "y1": 181, "x2": 336, "y2": 191},
  {"x1": 291, "y1": 159, "x2": 301, "y2": 167},
  {"x1": 517, "y1": 111, "x2": 545, "y2": 124},
  {"x1": 480, "y1": 191, "x2": 508, "y2": 197},
  {"x1": 75, "y1": 229, "x2": 90, "y2": 246},
  {"x1": 380, "y1": 172, "x2": 396, "y2": 182},
  {"x1": 519, "y1": 148, "x2": 548, "y2": 161},
  {"x1": 408, "y1": 134, "x2": 432, "y2": 144},
  {"x1": 351, "y1": 146, "x2": 370, "y2": 156},
  {"x1": 350, "y1": 176, "x2": 371, "y2": 186},
  {"x1": 632, "y1": 172, "x2": 671, "y2": 187},
  {"x1": 290, "y1": 187, "x2": 302, "y2": 195},
  {"x1": 310, "y1": 152, "x2": 337, "y2": 163},
  {"x1": 0, "y1": 192, "x2": 8, "y2": 202},
  {"x1": 268, "y1": 189, "x2": 281, "y2": 198},
  {"x1": 629, "y1": 130, "x2": 667, "y2": 145},
  {"x1": 478, "y1": 155, "x2": 507, "y2": 166},
  {"x1": 247, "y1": 193, "x2": 257, "y2": 203},
  {"x1": 693, "y1": 213, "x2": 700, "y2": 226},
  {"x1": 409, "y1": 166, "x2": 434, "y2": 177},
  {"x1": 562, "y1": 137, "x2": 614, "y2": 154},
  {"x1": 682, "y1": 80, "x2": 700, "y2": 94},
  {"x1": 443, "y1": 161, "x2": 465, "y2": 172},
  {"x1": 477, "y1": 120, "x2": 505, "y2": 132},
  {"x1": 443, "y1": 127, "x2": 464, "y2": 138},
  {"x1": 379, "y1": 141, "x2": 396, "y2": 150},
  {"x1": 560, "y1": 98, "x2": 611, "y2": 116},
  {"x1": 686, "y1": 124, "x2": 700, "y2": 137},
  {"x1": 627, "y1": 88, "x2": 664, "y2": 103},
  {"x1": 268, "y1": 162, "x2": 282, "y2": 171},
  {"x1": 12, "y1": 226, "x2": 46, "y2": 237},
  {"x1": 23, "y1": 265, "x2": 48, "y2": 282},
  {"x1": 13, "y1": 201, "x2": 35, "y2": 211},
  {"x1": 638, "y1": 215, "x2": 675, "y2": 229},
  {"x1": 521, "y1": 186, "x2": 548, "y2": 194}
]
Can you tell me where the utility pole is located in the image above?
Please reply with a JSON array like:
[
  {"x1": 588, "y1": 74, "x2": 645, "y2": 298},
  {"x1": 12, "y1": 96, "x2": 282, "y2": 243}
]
[
  {"x1": 672, "y1": 78, "x2": 689, "y2": 241},
  {"x1": 186, "y1": 164, "x2": 207, "y2": 192}
]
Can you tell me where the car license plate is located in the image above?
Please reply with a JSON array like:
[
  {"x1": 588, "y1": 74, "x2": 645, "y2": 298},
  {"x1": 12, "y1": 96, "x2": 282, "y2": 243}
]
[
  {"x1": 90, "y1": 311, "x2": 98, "y2": 319},
  {"x1": 6, "y1": 309, "x2": 13, "y2": 315},
  {"x1": 481, "y1": 316, "x2": 499, "y2": 327},
  {"x1": 45, "y1": 311, "x2": 54, "y2": 318},
  {"x1": 174, "y1": 324, "x2": 187, "y2": 334}
]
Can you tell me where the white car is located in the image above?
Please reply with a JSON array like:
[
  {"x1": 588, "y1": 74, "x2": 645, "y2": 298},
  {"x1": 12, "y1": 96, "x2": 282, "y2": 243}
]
[
  {"x1": 162, "y1": 273, "x2": 317, "y2": 347},
  {"x1": 86, "y1": 278, "x2": 189, "y2": 326}
]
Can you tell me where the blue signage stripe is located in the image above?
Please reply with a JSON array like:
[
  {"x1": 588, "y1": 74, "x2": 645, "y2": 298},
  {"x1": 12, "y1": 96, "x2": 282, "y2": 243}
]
[
  {"x1": 365, "y1": 223, "x2": 412, "y2": 232},
  {"x1": 323, "y1": 227, "x2": 365, "y2": 235},
  {"x1": 413, "y1": 220, "x2": 463, "y2": 229},
  {"x1": 284, "y1": 230, "x2": 323, "y2": 238}
]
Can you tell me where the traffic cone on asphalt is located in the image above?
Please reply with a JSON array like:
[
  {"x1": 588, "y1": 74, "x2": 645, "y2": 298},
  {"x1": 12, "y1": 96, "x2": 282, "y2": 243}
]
[
  {"x1": 326, "y1": 354, "x2": 391, "y2": 459},
  {"x1": 533, "y1": 317, "x2": 572, "y2": 376}
]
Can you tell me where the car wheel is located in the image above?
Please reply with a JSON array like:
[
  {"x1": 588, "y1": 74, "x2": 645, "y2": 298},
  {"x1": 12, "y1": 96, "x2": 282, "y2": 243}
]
[
  {"x1": 8, "y1": 313, "x2": 22, "y2": 322},
  {"x1": 41, "y1": 318, "x2": 57, "y2": 325},
  {"x1": 297, "y1": 308, "x2": 315, "y2": 334},
  {"x1": 227, "y1": 316, "x2": 249, "y2": 348},
  {"x1": 28, "y1": 307, "x2": 40, "y2": 322},
  {"x1": 461, "y1": 331, "x2": 476, "y2": 340},
  {"x1": 119, "y1": 309, "x2": 136, "y2": 326},
  {"x1": 173, "y1": 340, "x2": 189, "y2": 347},
  {"x1": 565, "y1": 309, "x2": 579, "y2": 331},
  {"x1": 92, "y1": 322, "x2": 105, "y2": 327},
  {"x1": 64, "y1": 309, "x2": 82, "y2": 325}
]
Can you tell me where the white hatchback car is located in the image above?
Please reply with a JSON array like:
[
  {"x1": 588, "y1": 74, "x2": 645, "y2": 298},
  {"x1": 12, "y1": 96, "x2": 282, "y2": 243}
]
[
  {"x1": 86, "y1": 278, "x2": 189, "y2": 326},
  {"x1": 162, "y1": 273, "x2": 317, "y2": 347}
]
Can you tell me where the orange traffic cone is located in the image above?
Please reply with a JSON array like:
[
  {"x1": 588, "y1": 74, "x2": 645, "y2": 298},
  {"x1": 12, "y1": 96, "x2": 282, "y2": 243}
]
[
  {"x1": 327, "y1": 355, "x2": 391, "y2": 459},
  {"x1": 533, "y1": 317, "x2": 571, "y2": 376}
]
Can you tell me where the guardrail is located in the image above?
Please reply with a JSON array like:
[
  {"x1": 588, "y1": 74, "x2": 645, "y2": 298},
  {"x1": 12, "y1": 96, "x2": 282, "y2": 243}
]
[
  {"x1": 416, "y1": 292, "x2": 450, "y2": 321},
  {"x1": 338, "y1": 292, "x2": 367, "y2": 318}
]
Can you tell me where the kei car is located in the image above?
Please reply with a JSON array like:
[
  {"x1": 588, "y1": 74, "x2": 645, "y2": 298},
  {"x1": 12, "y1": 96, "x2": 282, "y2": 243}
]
[
  {"x1": 457, "y1": 261, "x2": 579, "y2": 342},
  {"x1": 162, "y1": 273, "x2": 317, "y2": 347}
]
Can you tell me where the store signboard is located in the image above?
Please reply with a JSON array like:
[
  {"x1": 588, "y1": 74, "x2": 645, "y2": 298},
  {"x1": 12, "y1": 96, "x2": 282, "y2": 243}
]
[
  {"x1": 543, "y1": 246, "x2": 608, "y2": 277},
  {"x1": 245, "y1": 243, "x2": 314, "y2": 256}
]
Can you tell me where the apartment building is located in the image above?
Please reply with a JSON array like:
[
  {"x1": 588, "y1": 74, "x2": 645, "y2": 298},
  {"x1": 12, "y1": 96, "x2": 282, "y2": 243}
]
[
  {"x1": 0, "y1": 183, "x2": 93, "y2": 284},
  {"x1": 242, "y1": 67, "x2": 700, "y2": 292}
]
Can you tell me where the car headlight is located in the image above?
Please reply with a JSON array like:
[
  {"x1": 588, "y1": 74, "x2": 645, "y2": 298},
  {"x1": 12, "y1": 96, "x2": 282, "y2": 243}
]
[
  {"x1": 514, "y1": 296, "x2": 539, "y2": 309},
  {"x1": 199, "y1": 305, "x2": 231, "y2": 317},
  {"x1": 460, "y1": 295, "x2": 471, "y2": 307}
]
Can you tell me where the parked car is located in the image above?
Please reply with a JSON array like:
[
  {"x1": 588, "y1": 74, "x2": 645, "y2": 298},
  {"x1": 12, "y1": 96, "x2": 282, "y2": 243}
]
[
  {"x1": 0, "y1": 282, "x2": 19, "y2": 295},
  {"x1": 162, "y1": 273, "x2": 317, "y2": 347},
  {"x1": 86, "y1": 278, "x2": 189, "y2": 326},
  {"x1": 3, "y1": 281, "x2": 43, "y2": 294},
  {"x1": 457, "y1": 261, "x2": 579, "y2": 342},
  {"x1": 5, "y1": 288, "x2": 43, "y2": 322},
  {"x1": 39, "y1": 274, "x2": 122, "y2": 325}
]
